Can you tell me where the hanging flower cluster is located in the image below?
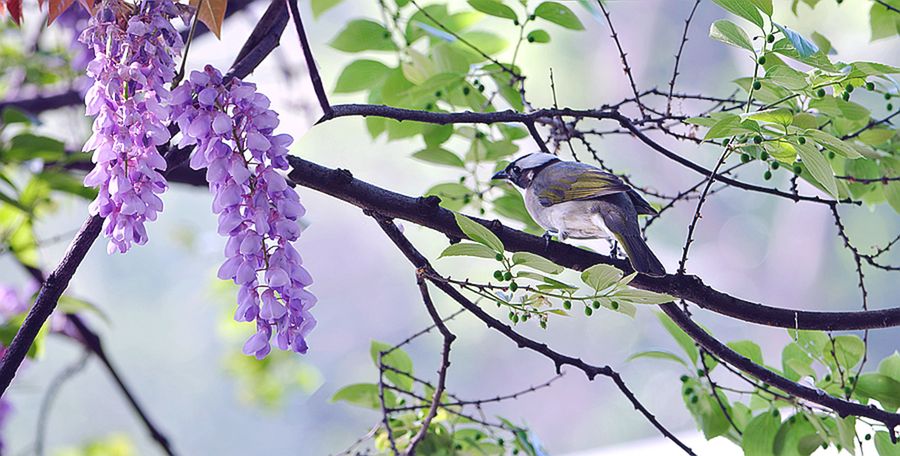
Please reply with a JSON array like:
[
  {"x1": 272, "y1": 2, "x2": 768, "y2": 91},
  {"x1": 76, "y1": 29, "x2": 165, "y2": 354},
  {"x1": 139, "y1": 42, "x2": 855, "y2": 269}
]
[
  {"x1": 79, "y1": 0, "x2": 183, "y2": 254},
  {"x1": 172, "y1": 66, "x2": 316, "y2": 359}
]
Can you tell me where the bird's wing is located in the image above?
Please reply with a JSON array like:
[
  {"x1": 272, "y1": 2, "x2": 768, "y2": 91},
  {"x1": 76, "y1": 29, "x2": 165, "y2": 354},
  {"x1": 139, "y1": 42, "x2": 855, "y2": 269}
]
[{"x1": 534, "y1": 163, "x2": 632, "y2": 207}]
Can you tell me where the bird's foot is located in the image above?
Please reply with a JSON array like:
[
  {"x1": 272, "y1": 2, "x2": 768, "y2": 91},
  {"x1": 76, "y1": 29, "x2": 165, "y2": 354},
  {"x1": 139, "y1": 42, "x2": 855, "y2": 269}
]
[{"x1": 542, "y1": 231, "x2": 556, "y2": 250}]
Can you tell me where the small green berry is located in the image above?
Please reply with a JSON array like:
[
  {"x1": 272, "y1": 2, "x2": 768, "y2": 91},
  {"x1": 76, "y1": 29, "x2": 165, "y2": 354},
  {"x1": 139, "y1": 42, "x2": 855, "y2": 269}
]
[
  {"x1": 493, "y1": 270, "x2": 504, "y2": 280},
  {"x1": 684, "y1": 387, "x2": 694, "y2": 395},
  {"x1": 477, "y1": 85, "x2": 485, "y2": 92},
  {"x1": 512, "y1": 314, "x2": 519, "y2": 323},
  {"x1": 885, "y1": 93, "x2": 893, "y2": 100},
  {"x1": 767, "y1": 34, "x2": 775, "y2": 43},
  {"x1": 828, "y1": 151, "x2": 836, "y2": 159},
  {"x1": 513, "y1": 19, "x2": 519, "y2": 26},
  {"x1": 539, "y1": 320, "x2": 547, "y2": 329},
  {"x1": 764, "y1": 170, "x2": 773, "y2": 180},
  {"x1": 741, "y1": 153, "x2": 751, "y2": 163},
  {"x1": 888, "y1": 103, "x2": 894, "y2": 111},
  {"x1": 798, "y1": 136, "x2": 806, "y2": 144},
  {"x1": 752, "y1": 80, "x2": 762, "y2": 91},
  {"x1": 680, "y1": 375, "x2": 689, "y2": 382},
  {"x1": 563, "y1": 300, "x2": 572, "y2": 310},
  {"x1": 771, "y1": 161, "x2": 780, "y2": 170},
  {"x1": 584, "y1": 306, "x2": 593, "y2": 316},
  {"x1": 529, "y1": 14, "x2": 536, "y2": 20},
  {"x1": 508, "y1": 311, "x2": 515, "y2": 321},
  {"x1": 591, "y1": 300, "x2": 601, "y2": 309},
  {"x1": 527, "y1": 36, "x2": 535, "y2": 43},
  {"x1": 722, "y1": 138, "x2": 730, "y2": 146},
  {"x1": 758, "y1": 56, "x2": 767, "y2": 65},
  {"x1": 793, "y1": 164, "x2": 802, "y2": 174},
  {"x1": 504, "y1": 271, "x2": 512, "y2": 281},
  {"x1": 842, "y1": 92, "x2": 850, "y2": 101},
  {"x1": 509, "y1": 281, "x2": 518, "y2": 292},
  {"x1": 865, "y1": 434, "x2": 872, "y2": 441},
  {"x1": 462, "y1": 86, "x2": 470, "y2": 95},
  {"x1": 825, "y1": 374, "x2": 832, "y2": 382},
  {"x1": 495, "y1": 253, "x2": 503, "y2": 261},
  {"x1": 697, "y1": 369, "x2": 705, "y2": 377},
  {"x1": 760, "y1": 151, "x2": 769, "y2": 161},
  {"x1": 753, "y1": 135, "x2": 763, "y2": 144},
  {"x1": 611, "y1": 301, "x2": 619, "y2": 310},
  {"x1": 772, "y1": 409, "x2": 780, "y2": 417},
  {"x1": 817, "y1": 88, "x2": 826, "y2": 97},
  {"x1": 425, "y1": 103, "x2": 433, "y2": 110},
  {"x1": 690, "y1": 395, "x2": 699, "y2": 404},
  {"x1": 866, "y1": 82, "x2": 875, "y2": 91},
  {"x1": 521, "y1": 314, "x2": 529, "y2": 322},
  {"x1": 845, "y1": 84, "x2": 854, "y2": 93}
]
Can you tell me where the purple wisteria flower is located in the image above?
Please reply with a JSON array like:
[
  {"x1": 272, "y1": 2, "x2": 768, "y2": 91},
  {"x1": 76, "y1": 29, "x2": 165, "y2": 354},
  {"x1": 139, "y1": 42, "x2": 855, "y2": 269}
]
[
  {"x1": 79, "y1": 0, "x2": 183, "y2": 254},
  {"x1": 172, "y1": 66, "x2": 316, "y2": 359}
]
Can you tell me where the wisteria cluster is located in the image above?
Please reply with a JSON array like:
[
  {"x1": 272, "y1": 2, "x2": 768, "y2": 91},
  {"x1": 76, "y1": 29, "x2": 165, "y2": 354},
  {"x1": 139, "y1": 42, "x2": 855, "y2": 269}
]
[
  {"x1": 79, "y1": 0, "x2": 183, "y2": 254},
  {"x1": 172, "y1": 66, "x2": 316, "y2": 359}
]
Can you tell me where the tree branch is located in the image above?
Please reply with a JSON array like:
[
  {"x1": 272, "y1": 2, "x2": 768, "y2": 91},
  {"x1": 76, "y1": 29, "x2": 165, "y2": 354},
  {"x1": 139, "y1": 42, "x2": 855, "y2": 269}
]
[
  {"x1": 372, "y1": 214, "x2": 696, "y2": 456},
  {"x1": 282, "y1": 155, "x2": 900, "y2": 331}
]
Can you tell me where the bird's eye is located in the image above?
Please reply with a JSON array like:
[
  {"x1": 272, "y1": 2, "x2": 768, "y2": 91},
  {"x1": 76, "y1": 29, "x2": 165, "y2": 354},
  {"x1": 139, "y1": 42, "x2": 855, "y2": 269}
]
[{"x1": 511, "y1": 166, "x2": 521, "y2": 174}]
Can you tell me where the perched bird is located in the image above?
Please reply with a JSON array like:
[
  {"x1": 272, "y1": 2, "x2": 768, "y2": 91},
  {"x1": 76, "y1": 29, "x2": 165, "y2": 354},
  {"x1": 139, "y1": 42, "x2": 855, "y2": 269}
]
[{"x1": 492, "y1": 152, "x2": 666, "y2": 277}]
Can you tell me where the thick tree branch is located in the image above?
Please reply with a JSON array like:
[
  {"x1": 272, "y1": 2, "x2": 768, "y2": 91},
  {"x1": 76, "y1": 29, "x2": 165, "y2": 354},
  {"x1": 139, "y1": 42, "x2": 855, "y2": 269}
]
[{"x1": 283, "y1": 155, "x2": 900, "y2": 331}]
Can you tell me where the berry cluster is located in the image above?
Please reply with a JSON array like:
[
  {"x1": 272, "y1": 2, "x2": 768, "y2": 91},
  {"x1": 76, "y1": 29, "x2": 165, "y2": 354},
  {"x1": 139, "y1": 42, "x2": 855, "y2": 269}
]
[
  {"x1": 172, "y1": 66, "x2": 316, "y2": 359},
  {"x1": 79, "y1": 0, "x2": 183, "y2": 254}
]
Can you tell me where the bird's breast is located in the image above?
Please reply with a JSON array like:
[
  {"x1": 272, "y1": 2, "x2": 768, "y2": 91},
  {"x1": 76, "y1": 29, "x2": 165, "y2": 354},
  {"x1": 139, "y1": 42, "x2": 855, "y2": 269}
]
[{"x1": 524, "y1": 191, "x2": 611, "y2": 239}]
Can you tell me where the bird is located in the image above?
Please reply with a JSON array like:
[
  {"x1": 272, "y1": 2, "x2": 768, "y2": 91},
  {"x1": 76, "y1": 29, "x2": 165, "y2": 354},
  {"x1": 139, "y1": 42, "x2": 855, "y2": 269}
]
[{"x1": 492, "y1": 152, "x2": 666, "y2": 277}]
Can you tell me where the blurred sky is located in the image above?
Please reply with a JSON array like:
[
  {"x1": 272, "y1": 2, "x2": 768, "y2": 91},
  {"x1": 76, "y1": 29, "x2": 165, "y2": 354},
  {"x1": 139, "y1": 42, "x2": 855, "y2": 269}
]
[{"x1": 1, "y1": 0, "x2": 899, "y2": 454}]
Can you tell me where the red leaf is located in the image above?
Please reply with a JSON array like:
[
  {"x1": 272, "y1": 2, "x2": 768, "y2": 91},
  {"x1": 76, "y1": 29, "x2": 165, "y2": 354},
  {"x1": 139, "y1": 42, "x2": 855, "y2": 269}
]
[
  {"x1": 190, "y1": 0, "x2": 227, "y2": 39},
  {"x1": 46, "y1": 0, "x2": 75, "y2": 24},
  {"x1": 2, "y1": 0, "x2": 23, "y2": 25}
]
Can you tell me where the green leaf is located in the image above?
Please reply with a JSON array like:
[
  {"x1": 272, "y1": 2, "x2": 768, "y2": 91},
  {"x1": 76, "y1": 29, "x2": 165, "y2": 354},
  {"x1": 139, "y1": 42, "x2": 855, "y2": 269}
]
[
  {"x1": 331, "y1": 383, "x2": 395, "y2": 409},
  {"x1": 750, "y1": 0, "x2": 773, "y2": 16},
  {"x1": 370, "y1": 341, "x2": 414, "y2": 391},
  {"x1": 709, "y1": 20, "x2": 754, "y2": 51},
  {"x1": 746, "y1": 108, "x2": 793, "y2": 126},
  {"x1": 440, "y1": 242, "x2": 497, "y2": 259},
  {"x1": 658, "y1": 312, "x2": 698, "y2": 365},
  {"x1": 526, "y1": 29, "x2": 551, "y2": 43},
  {"x1": 467, "y1": 0, "x2": 517, "y2": 21},
  {"x1": 727, "y1": 340, "x2": 764, "y2": 365},
  {"x1": 878, "y1": 351, "x2": 900, "y2": 381},
  {"x1": 334, "y1": 60, "x2": 391, "y2": 93},
  {"x1": 712, "y1": 0, "x2": 764, "y2": 29},
  {"x1": 774, "y1": 23, "x2": 819, "y2": 58},
  {"x1": 627, "y1": 350, "x2": 688, "y2": 367},
  {"x1": 533, "y1": 2, "x2": 584, "y2": 30},
  {"x1": 330, "y1": 20, "x2": 397, "y2": 53},
  {"x1": 875, "y1": 431, "x2": 900, "y2": 456},
  {"x1": 858, "y1": 129, "x2": 895, "y2": 146},
  {"x1": 453, "y1": 212, "x2": 504, "y2": 253},
  {"x1": 612, "y1": 289, "x2": 675, "y2": 305},
  {"x1": 425, "y1": 183, "x2": 471, "y2": 211},
  {"x1": 855, "y1": 373, "x2": 900, "y2": 411},
  {"x1": 823, "y1": 335, "x2": 865, "y2": 372},
  {"x1": 511, "y1": 252, "x2": 564, "y2": 274},
  {"x1": 580, "y1": 264, "x2": 622, "y2": 291},
  {"x1": 6, "y1": 133, "x2": 66, "y2": 162},
  {"x1": 1, "y1": 107, "x2": 31, "y2": 125},
  {"x1": 794, "y1": 140, "x2": 838, "y2": 198},
  {"x1": 57, "y1": 296, "x2": 110, "y2": 324},
  {"x1": 782, "y1": 342, "x2": 815, "y2": 382},
  {"x1": 412, "y1": 147, "x2": 465, "y2": 168},
  {"x1": 742, "y1": 410, "x2": 781, "y2": 456},
  {"x1": 704, "y1": 114, "x2": 754, "y2": 139},
  {"x1": 870, "y1": 1, "x2": 900, "y2": 42},
  {"x1": 310, "y1": 0, "x2": 343, "y2": 17},
  {"x1": 773, "y1": 413, "x2": 823, "y2": 456},
  {"x1": 806, "y1": 129, "x2": 863, "y2": 159}
]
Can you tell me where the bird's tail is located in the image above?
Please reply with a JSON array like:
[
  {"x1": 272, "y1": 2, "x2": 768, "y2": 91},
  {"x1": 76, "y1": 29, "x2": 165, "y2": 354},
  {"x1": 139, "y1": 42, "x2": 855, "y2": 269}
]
[{"x1": 616, "y1": 234, "x2": 666, "y2": 278}]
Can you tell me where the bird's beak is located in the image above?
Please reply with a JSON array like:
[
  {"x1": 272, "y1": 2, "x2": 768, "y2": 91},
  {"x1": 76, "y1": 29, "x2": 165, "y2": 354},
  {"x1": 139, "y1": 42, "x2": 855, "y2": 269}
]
[{"x1": 492, "y1": 170, "x2": 510, "y2": 181}]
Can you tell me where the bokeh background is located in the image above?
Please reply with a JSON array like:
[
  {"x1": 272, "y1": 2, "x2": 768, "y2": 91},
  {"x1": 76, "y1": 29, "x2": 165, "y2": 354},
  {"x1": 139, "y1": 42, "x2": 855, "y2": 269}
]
[{"x1": 1, "y1": 0, "x2": 898, "y2": 454}]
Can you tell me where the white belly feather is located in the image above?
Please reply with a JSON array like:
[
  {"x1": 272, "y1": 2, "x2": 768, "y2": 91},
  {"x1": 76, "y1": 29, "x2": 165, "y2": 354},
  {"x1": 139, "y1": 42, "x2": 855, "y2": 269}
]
[{"x1": 525, "y1": 192, "x2": 612, "y2": 240}]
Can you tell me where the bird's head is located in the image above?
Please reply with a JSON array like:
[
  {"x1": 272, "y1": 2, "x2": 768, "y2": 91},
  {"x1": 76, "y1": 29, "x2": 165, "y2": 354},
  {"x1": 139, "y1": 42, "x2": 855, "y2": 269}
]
[{"x1": 491, "y1": 152, "x2": 560, "y2": 189}]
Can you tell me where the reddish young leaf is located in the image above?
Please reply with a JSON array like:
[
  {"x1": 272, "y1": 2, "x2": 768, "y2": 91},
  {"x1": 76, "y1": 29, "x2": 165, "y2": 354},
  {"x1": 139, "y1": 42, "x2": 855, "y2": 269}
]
[
  {"x1": 2, "y1": 0, "x2": 24, "y2": 25},
  {"x1": 46, "y1": 0, "x2": 76, "y2": 24},
  {"x1": 190, "y1": 0, "x2": 227, "y2": 39}
]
